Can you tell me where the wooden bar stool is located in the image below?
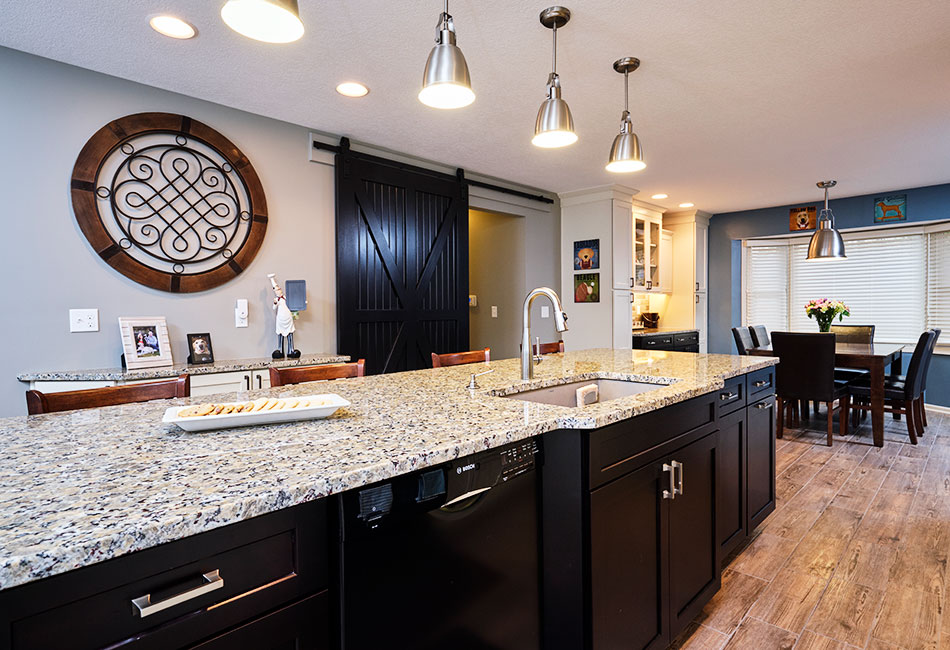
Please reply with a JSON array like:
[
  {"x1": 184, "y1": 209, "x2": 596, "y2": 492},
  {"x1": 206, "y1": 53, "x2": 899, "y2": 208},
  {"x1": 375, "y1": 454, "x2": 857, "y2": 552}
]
[
  {"x1": 520, "y1": 341, "x2": 565, "y2": 355},
  {"x1": 269, "y1": 360, "x2": 366, "y2": 387},
  {"x1": 25, "y1": 374, "x2": 190, "y2": 415},
  {"x1": 431, "y1": 348, "x2": 491, "y2": 368}
]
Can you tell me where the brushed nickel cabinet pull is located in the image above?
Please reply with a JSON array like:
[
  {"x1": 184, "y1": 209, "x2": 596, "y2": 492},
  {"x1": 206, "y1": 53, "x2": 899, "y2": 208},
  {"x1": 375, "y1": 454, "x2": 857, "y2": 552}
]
[
  {"x1": 132, "y1": 569, "x2": 224, "y2": 618},
  {"x1": 672, "y1": 460, "x2": 684, "y2": 496},
  {"x1": 753, "y1": 380, "x2": 768, "y2": 387},
  {"x1": 755, "y1": 401, "x2": 770, "y2": 409},
  {"x1": 720, "y1": 392, "x2": 737, "y2": 401},
  {"x1": 662, "y1": 463, "x2": 675, "y2": 499}
]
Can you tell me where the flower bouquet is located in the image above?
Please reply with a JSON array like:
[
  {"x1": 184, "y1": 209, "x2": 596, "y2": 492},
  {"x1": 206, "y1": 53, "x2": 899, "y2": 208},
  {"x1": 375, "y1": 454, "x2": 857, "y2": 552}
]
[{"x1": 805, "y1": 298, "x2": 850, "y2": 332}]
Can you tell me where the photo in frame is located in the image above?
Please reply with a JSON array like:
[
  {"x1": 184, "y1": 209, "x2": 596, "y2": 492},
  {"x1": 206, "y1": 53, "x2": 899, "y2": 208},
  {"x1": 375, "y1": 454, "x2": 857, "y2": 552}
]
[
  {"x1": 574, "y1": 273, "x2": 600, "y2": 303},
  {"x1": 789, "y1": 206, "x2": 816, "y2": 231},
  {"x1": 573, "y1": 239, "x2": 600, "y2": 270},
  {"x1": 874, "y1": 194, "x2": 906, "y2": 223},
  {"x1": 118, "y1": 317, "x2": 174, "y2": 369},
  {"x1": 187, "y1": 333, "x2": 214, "y2": 365}
]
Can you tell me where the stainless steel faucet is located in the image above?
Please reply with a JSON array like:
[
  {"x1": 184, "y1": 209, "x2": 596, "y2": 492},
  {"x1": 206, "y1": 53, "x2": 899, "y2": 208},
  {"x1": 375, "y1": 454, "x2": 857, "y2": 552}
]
[{"x1": 521, "y1": 287, "x2": 569, "y2": 380}]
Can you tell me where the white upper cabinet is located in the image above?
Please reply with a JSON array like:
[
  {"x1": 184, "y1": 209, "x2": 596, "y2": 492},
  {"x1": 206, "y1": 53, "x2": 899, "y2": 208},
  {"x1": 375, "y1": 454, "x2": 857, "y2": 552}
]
[
  {"x1": 611, "y1": 200, "x2": 633, "y2": 290},
  {"x1": 694, "y1": 220, "x2": 708, "y2": 292},
  {"x1": 658, "y1": 229, "x2": 673, "y2": 293},
  {"x1": 630, "y1": 203, "x2": 665, "y2": 292}
]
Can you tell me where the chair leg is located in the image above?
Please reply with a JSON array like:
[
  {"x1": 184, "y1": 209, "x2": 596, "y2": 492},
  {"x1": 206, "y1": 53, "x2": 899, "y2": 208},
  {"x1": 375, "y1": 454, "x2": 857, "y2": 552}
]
[
  {"x1": 776, "y1": 397, "x2": 784, "y2": 439},
  {"x1": 914, "y1": 398, "x2": 926, "y2": 436},
  {"x1": 826, "y1": 402, "x2": 834, "y2": 446},
  {"x1": 840, "y1": 395, "x2": 850, "y2": 437},
  {"x1": 921, "y1": 394, "x2": 928, "y2": 428},
  {"x1": 904, "y1": 400, "x2": 918, "y2": 445},
  {"x1": 814, "y1": 400, "x2": 820, "y2": 416}
]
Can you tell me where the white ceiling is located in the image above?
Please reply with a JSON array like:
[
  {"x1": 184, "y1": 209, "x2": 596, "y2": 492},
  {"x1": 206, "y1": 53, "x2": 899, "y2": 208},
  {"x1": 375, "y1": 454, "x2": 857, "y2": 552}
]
[{"x1": 2, "y1": 0, "x2": 949, "y2": 213}]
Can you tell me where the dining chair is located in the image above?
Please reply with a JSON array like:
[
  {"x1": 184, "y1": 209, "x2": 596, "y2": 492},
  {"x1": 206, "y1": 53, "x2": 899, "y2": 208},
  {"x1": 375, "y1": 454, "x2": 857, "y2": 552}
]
[
  {"x1": 876, "y1": 328, "x2": 940, "y2": 430},
  {"x1": 750, "y1": 325, "x2": 770, "y2": 347},
  {"x1": 732, "y1": 327, "x2": 755, "y2": 355},
  {"x1": 846, "y1": 330, "x2": 935, "y2": 445},
  {"x1": 520, "y1": 340, "x2": 565, "y2": 355},
  {"x1": 269, "y1": 360, "x2": 366, "y2": 387},
  {"x1": 25, "y1": 374, "x2": 190, "y2": 415},
  {"x1": 431, "y1": 348, "x2": 491, "y2": 368},
  {"x1": 829, "y1": 324, "x2": 875, "y2": 344},
  {"x1": 772, "y1": 332, "x2": 849, "y2": 446}
]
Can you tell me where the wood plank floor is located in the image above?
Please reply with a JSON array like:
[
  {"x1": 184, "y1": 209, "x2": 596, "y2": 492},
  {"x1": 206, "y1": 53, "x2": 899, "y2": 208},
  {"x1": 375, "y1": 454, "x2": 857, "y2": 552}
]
[{"x1": 673, "y1": 408, "x2": 950, "y2": 650}]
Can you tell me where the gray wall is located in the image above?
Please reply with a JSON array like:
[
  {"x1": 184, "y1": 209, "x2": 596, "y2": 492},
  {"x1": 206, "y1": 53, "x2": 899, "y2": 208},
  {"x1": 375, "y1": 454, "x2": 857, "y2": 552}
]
[
  {"x1": 469, "y1": 209, "x2": 525, "y2": 359},
  {"x1": 0, "y1": 48, "x2": 561, "y2": 416}
]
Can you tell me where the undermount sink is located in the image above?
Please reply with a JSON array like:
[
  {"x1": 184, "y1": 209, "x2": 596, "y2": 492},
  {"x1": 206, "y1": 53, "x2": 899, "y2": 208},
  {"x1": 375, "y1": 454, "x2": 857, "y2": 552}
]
[{"x1": 499, "y1": 378, "x2": 669, "y2": 408}]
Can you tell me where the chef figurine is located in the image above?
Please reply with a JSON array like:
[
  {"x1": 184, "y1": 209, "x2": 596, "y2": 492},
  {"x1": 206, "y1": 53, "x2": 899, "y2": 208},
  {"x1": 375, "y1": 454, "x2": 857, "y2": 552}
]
[{"x1": 268, "y1": 273, "x2": 301, "y2": 359}]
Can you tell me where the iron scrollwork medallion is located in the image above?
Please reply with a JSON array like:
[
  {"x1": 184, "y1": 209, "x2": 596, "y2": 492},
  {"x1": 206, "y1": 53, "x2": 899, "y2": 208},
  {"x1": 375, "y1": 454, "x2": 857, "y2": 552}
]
[{"x1": 71, "y1": 113, "x2": 267, "y2": 292}]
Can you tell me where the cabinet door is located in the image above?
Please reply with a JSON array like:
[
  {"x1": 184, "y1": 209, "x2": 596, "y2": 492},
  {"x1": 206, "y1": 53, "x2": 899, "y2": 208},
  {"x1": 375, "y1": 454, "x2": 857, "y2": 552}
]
[
  {"x1": 612, "y1": 201, "x2": 633, "y2": 290},
  {"x1": 189, "y1": 592, "x2": 328, "y2": 649},
  {"x1": 747, "y1": 396, "x2": 777, "y2": 531},
  {"x1": 612, "y1": 290, "x2": 633, "y2": 349},
  {"x1": 658, "y1": 230, "x2": 672, "y2": 293},
  {"x1": 190, "y1": 371, "x2": 252, "y2": 396},
  {"x1": 252, "y1": 370, "x2": 271, "y2": 391},
  {"x1": 590, "y1": 461, "x2": 670, "y2": 650},
  {"x1": 694, "y1": 292, "x2": 708, "y2": 353},
  {"x1": 694, "y1": 222, "x2": 708, "y2": 292},
  {"x1": 668, "y1": 431, "x2": 720, "y2": 635},
  {"x1": 716, "y1": 409, "x2": 746, "y2": 559}
]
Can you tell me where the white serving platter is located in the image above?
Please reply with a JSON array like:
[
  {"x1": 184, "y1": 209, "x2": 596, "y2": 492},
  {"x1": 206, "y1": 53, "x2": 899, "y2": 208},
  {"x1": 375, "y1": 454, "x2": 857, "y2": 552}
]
[{"x1": 162, "y1": 393, "x2": 350, "y2": 432}]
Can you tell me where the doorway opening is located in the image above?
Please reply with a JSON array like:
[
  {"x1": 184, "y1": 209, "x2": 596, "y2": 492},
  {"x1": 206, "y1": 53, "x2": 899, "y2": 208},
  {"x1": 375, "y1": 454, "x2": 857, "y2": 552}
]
[{"x1": 469, "y1": 209, "x2": 526, "y2": 360}]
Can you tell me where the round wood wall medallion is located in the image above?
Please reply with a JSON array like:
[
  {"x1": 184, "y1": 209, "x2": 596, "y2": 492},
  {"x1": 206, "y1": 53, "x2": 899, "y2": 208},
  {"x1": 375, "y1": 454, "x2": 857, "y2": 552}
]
[{"x1": 70, "y1": 112, "x2": 267, "y2": 293}]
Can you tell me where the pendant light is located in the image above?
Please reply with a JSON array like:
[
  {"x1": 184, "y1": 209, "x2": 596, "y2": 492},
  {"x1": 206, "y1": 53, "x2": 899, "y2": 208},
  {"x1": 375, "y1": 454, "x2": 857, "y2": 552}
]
[
  {"x1": 532, "y1": 6, "x2": 577, "y2": 148},
  {"x1": 606, "y1": 57, "x2": 645, "y2": 173},
  {"x1": 419, "y1": 1, "x2": 475, "y2": 109},
  {"x1": 221, "y1": 0, "x2": 304, "y2": 43},
  {"x1": 806, "y1": 180, "x2": 847, "y2": 261}
]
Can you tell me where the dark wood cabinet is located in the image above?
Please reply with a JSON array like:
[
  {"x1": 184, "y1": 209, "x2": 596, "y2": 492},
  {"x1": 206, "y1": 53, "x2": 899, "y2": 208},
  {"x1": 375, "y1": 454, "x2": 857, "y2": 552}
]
[
  {"x1": 632, "y1": 330, "x2": 700, "y2": 353},
  {"x1": 544, "y1": 391, "x2": 723, "y2": 649},
  {"x1": 190, "y1": 592, "x2": 329, "y2": 649},
  {"x1": 716, "y1": 377, "x2": 777, "y2": 564},
  {"x1": 0, "y1": 501, "x2": 330, "y2": 650}
]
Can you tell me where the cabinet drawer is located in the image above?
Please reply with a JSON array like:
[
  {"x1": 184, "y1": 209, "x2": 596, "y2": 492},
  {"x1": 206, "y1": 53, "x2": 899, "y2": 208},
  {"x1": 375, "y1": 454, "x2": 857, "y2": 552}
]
[
  {"x1": 747, "y1": 367, "x2": 775, "y2": 398},
  {"x1": 588, "y1": 393, "x2": 716, "y2": 489},
  {"x1": 716, "y1": 375, "x2": 746, "y2": 417},
  {"x1": 642, "y1": 335, "x2": 673, "y2": 348},
  {"x1": 189, "y1": 592, "x2": 328, "y2": 649},
  {"x1": 4, "y1": 501, "x2": 327, "y2": 650},
  {"x1": 673, "y1": 332, "x2": 699, "y2": 345},
  {"x1": 674, "y1": 344, "x2": 699, "y2": 353}
]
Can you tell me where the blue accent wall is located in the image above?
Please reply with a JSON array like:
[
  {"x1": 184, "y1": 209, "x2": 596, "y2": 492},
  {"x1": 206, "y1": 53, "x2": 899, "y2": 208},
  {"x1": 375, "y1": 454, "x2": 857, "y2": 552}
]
[{"x1": 708, "y1": 182, "x2": 950, "y2": 406}]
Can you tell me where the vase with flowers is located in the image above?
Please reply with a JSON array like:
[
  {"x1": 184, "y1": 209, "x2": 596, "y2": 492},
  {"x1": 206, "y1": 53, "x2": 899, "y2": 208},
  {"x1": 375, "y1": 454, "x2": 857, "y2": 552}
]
[{"x1": 805, "y1": 298, "x2": 850, "y2": 332}]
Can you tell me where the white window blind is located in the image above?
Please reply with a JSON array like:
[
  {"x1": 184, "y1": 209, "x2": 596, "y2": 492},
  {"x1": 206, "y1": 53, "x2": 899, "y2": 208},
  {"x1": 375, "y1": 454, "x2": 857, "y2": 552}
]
[
  {"x1": 928, "y1": 230, "x2": 950, "y2": 333},
  {"x1": 744, "y1": 244, "x2": 788, "y2": 336},
  {"x1": 787, "y1": 234, "x2": 925, "y2": 344}
]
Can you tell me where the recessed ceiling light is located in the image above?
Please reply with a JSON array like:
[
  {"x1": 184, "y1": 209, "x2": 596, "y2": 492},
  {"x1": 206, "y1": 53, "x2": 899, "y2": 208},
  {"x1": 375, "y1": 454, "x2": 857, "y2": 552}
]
[
  {"x1": 651, "y1": 193, "x2": 668, "y2": 200},
  {"x1": 679, "y1": 202, "x2": 695, "y2": 208},
  {"x1": 149, "y1": 15, "x2": 196, "y2": 39},
  {"x1": 336, "y1": 82, "x2": 369, "y2": 98},
  {"x1": 221, "y1": 0, "x2": 304, "y2": 43}
]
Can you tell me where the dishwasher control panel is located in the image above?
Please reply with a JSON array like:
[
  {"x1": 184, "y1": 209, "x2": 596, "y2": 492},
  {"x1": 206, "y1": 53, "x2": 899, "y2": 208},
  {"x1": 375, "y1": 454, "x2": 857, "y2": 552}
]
[{"x1": 500, "y1": 439, "x2": 538, "y2": 481}]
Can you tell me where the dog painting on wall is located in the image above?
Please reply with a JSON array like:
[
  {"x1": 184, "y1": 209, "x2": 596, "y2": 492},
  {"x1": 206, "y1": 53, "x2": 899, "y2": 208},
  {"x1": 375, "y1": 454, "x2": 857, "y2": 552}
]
[
  {"x1": 874, "y1": 194, "x2": 906, "y2": 223},
  {"x1": 574, "y1": 239, "x2": 600, "y2": 270}
]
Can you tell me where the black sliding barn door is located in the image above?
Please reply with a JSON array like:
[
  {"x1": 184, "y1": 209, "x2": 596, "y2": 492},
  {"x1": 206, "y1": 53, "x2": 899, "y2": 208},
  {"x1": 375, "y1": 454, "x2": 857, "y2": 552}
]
[{"x1": 336, "y1": 146, "x2": 469, "y2": 374}]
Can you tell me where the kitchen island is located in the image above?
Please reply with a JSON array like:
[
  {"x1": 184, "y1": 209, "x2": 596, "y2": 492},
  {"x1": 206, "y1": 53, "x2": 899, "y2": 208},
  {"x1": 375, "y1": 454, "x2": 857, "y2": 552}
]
[{"x1": 0, "y1": 349, "x2": 777, "y2": 649}]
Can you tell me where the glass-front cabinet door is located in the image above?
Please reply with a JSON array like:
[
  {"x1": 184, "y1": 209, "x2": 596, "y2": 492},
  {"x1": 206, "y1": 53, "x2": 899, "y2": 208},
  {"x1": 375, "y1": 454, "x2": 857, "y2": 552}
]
[{"x1": 631, "y1": 210, "x2": 663, "y2": 291}]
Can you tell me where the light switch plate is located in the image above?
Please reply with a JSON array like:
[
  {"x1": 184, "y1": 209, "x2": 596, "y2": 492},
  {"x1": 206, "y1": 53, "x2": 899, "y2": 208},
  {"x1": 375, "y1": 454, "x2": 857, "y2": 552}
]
[
  {"x1": 491, "y1": 306, "x2": 498, "y2": 318},
  {"x1": 468, "y1": 294, "x2": 477, "y2": 308},
  {"x1": 235, "y1": 298, "x2": 249, "y2": 328},
  {"x1": 69, "y1": 309, "x2": 99, "y2": 332},
  {"x1": 541, "y1": 305, "x2": 550, "y2": 318}
]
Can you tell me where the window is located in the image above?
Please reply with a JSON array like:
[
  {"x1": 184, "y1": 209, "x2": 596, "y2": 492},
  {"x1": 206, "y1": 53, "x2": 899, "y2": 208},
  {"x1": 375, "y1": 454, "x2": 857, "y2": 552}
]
[{"x1": 743, "y1": 223, "x2": 948, "y2": 344}]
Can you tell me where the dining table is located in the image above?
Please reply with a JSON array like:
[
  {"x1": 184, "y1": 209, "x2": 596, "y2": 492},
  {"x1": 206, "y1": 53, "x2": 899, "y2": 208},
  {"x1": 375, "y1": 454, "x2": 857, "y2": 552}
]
[{"x1": 748, "y1": 341, "x2": 905, "y2": 447}]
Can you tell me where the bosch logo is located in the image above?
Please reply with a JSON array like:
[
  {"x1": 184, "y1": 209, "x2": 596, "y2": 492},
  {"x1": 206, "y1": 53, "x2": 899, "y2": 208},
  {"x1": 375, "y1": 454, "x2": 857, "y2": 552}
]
[{"x1": 457, "y1": 463, "x2": 477, "y2": 474}]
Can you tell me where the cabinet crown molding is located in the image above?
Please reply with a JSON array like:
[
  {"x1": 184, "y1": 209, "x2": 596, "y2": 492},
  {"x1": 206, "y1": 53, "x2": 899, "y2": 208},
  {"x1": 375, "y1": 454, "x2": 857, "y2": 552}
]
[
  {"x1": 663, "y1": 209, "x2": 711, "y2": 226},
  {"x1": 559, "y1": 184, "x2": 638, "y2": 207}
]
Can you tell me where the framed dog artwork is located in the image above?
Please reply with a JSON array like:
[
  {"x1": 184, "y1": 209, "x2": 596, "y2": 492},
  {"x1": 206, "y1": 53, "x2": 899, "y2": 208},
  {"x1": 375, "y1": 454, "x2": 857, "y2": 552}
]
[{"x1": 573, "y1": 239, "x2": 600, "y2": 270}]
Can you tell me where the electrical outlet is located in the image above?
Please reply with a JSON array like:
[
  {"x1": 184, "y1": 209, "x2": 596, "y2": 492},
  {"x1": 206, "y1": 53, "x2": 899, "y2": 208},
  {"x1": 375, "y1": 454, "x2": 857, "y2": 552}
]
[
  {"x1": 491, "y1": 306, "x2": 498, "y2": 318},
  {"x1": 468, "y1": 294, "x2": 477, "y2": 308},
  {"x1": 541, "y1": 305, "x2": 550, "y2": 318},
  {"x1": 69, "y1": 309, "x2": 99, "y2": 332}
]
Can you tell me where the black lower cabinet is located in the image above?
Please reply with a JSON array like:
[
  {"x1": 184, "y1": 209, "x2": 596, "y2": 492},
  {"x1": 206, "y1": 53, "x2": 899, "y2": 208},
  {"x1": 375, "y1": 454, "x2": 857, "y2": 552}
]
[
  {"x1": 543, "y1": 390, "x2": 723, "y2": 650},
  {"x1": 191, "y1": 592, "x2": 329, "y2": 649},
  {"x1": 716, "y1": 379, "x2": 777, "y2": 562}
]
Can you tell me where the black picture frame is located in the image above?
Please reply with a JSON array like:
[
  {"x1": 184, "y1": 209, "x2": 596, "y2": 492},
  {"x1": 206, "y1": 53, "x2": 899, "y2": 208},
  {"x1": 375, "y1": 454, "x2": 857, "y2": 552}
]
[{"x1": 187, "y1": 333, "x2": 214, "y2": 365}]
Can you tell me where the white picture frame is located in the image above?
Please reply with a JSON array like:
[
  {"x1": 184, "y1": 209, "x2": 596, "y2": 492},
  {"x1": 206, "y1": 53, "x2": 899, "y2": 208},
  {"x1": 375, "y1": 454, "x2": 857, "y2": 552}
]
[{"x1": 118, "y1": 317, "x2": 174, "y2": 370}]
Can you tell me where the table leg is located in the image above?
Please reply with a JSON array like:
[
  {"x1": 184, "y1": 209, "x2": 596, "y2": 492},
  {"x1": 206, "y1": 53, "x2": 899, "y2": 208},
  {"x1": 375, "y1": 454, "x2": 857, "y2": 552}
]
[
  {"x1": 871, "y1": 361, "x2": 885, "y2": 447},
  {"x1": 891, "y1": 352, "x2": 903, "y2": 421}
]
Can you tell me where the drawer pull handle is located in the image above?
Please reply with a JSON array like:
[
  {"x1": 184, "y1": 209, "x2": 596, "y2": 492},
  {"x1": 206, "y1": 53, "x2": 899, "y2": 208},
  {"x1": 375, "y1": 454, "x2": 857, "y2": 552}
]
[
  {"x1": 719, "y1": 392, "x2": 738, "y2": 401},
  {"x1": 132, "y1": 569, "x2": 224, "y2": 618},
  {"x1": 672, "y1": 460, "x2": 684, "y2": 496},
  {"x1": 662, "y1": 463, "x2": 675, "y2": 499},
  {"x1": 755, "y1": 402, "x2": 770, "y2": 409},
  {"x1": 753, "y1": 380, "x2": 769, "y2": 387}
]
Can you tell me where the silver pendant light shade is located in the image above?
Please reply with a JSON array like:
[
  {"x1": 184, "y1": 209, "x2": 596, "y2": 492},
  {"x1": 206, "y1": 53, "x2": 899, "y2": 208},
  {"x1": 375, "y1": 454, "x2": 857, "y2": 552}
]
[
  {"x1": 606, "y1": 57, "x2": 645, "y2": 173},
  {"x1": 806, "y1": 181, "x2": 847, "y2": 261},
  {"x1": 419, "y1": 2, "x2": 475, "y2": 109},
  {"x1": 532, "y1": 7, "x2": 577, "y2": 148},
  {"x1": 221, "y1": 0, "x2": 304, "y2": 43}
]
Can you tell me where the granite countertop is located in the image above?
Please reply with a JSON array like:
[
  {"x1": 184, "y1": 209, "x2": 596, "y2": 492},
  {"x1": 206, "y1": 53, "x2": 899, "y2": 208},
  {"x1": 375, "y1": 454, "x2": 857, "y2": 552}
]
[
  {"x1": 16, "y1": 353, "x2": 350, "y2": 382},
  {"x1": 630, "y1": 327, "x2": 699, "y2": 337},
  {"x1": 0, "y1": 348, "x2": 776, "y2": 590}
]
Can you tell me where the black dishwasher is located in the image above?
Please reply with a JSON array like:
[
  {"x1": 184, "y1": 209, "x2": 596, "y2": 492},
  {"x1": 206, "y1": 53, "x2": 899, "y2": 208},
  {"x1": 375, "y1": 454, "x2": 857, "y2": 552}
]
[{"x1": 337, "y1": 439, "x2": 541, "y2": 650}]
